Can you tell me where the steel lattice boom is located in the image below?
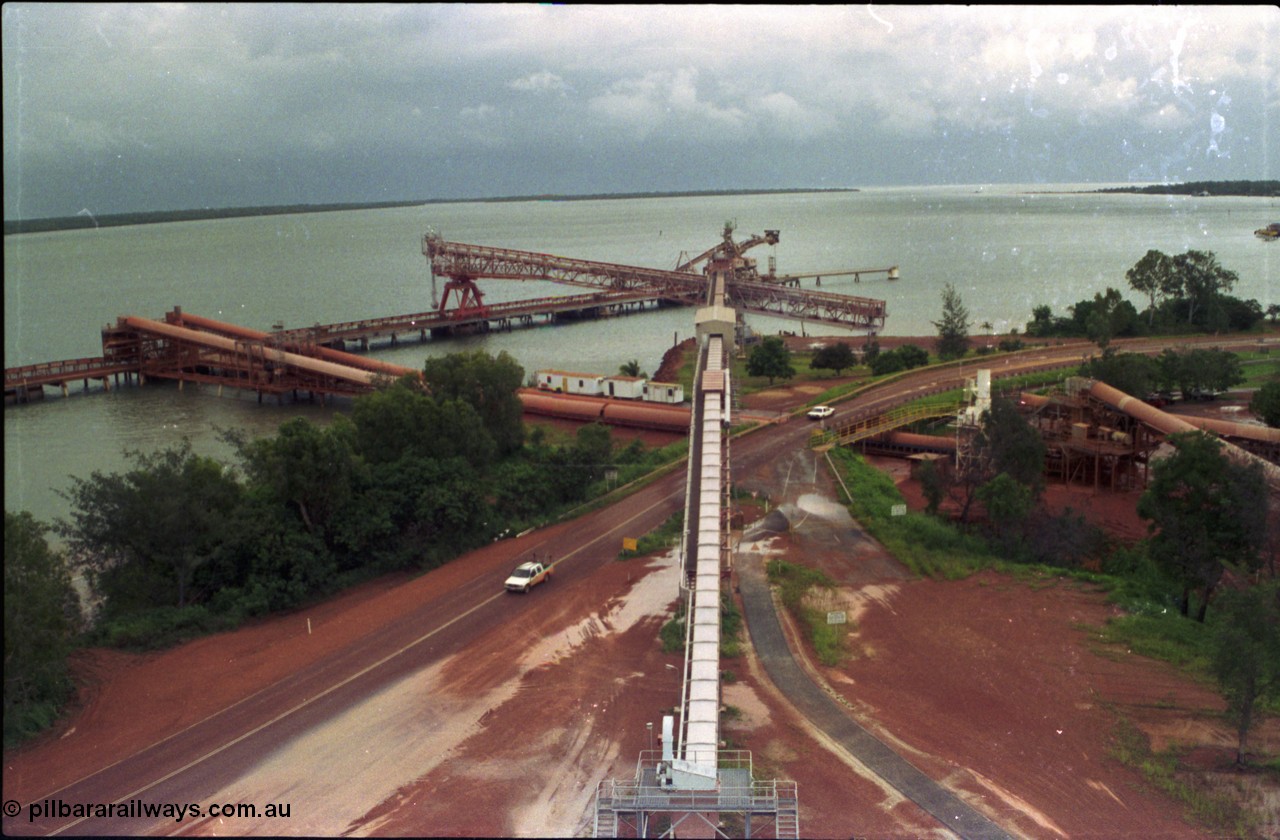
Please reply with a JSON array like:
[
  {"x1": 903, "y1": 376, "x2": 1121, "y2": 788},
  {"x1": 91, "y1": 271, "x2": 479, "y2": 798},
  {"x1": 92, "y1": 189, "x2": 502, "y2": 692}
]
[{"x1": 423, "y1": 229, "x2": 889, "y2": 332}]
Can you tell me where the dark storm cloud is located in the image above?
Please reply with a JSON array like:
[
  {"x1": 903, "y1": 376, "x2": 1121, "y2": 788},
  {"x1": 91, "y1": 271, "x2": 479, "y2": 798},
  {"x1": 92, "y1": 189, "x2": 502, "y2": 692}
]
[{"x1": 4, "y1": 4, "x2": 1276, "y2": 219}]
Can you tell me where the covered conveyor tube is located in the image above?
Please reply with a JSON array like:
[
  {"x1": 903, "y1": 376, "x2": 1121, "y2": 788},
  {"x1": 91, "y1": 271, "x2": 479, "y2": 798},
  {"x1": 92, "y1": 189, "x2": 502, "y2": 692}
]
[
  {"x1": 1032, "y1": 381, "x2": 1280, "y2": 485},
  {"x1": 1020, "y1": 389, "x2": 1280, "y2": 445},
  {"x1": 123, "y1": 316, "x2": 386, "y2": 387},
  {"x1": 166, "y1": 309, "x2": 416, "y2": 378}
]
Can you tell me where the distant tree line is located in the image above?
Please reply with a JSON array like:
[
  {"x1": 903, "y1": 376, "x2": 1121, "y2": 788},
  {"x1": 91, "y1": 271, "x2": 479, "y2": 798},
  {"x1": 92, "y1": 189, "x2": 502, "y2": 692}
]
[
  {"x1": 2, "y1": 201, "x2": 430, "y2": 235},
  {"x1": 4, "y1": 189, "x2": 857, "y2": 235},
  {"x1": 1092, "y1": 180, "x2": 1280, "y2": 197}
]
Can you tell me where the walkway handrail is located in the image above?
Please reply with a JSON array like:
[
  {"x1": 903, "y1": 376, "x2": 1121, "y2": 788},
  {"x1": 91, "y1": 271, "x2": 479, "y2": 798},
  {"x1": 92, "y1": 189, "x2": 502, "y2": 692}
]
[{"x1": 812, "y1": 399, "x2": 960, "y2": 448}]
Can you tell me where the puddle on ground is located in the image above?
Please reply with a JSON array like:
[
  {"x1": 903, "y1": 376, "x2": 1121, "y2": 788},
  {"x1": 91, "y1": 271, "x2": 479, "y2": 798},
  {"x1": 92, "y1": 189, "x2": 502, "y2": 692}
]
[{"x1": 795, "y1": 493, "x2": 853, "y2": 522}]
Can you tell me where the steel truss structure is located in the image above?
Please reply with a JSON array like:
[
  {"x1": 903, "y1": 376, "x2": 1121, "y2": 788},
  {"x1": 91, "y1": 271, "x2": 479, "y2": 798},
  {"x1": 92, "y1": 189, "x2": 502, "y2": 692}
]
[{"x1": 424, "y1": 228, "x2": 889, "y2": 332}]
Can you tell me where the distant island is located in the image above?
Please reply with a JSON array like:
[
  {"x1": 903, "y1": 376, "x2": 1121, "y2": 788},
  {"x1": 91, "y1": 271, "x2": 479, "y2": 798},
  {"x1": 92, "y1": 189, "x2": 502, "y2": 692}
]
[
  {"x1": 1090, "y1": 180, "x2": 1279, "y2": 197},
  {"x1": 3, "y1": 188, "x2": 857, "y2": 236}
]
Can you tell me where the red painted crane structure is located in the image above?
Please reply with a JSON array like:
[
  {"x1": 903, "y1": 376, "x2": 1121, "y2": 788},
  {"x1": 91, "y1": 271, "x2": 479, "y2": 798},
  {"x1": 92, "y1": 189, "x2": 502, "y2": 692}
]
[{"x1": 422, "y1": 223, "x2": 894, "y2": 333}]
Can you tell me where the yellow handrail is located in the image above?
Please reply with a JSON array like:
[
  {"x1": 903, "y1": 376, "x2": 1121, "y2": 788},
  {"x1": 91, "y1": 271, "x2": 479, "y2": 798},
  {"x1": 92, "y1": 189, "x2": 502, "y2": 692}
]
[{"x1": 811, "y1": 400, "x2": 959, "y2": 448}]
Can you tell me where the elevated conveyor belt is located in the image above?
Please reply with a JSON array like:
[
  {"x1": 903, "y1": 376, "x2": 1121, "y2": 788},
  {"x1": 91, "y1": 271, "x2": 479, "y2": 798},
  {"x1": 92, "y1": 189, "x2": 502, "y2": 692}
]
[
  {"x1": 678, "y1": 333, "x2": 728, "y2": 774},
  {"x1": 1085, "y1": 379, "x2": 1280, "y2": 485},
  {"x1": 595, "y1": 259, "x2": 799, "y2": 840},
  {"x1": 164, "y1": 309, "x2": 415, "y2": 378},
  {"x1": 1022, "y1": 384, "x2": 1280, "y2": 483},
  {"x1": 119, "y1": 316, "x2": 400, "y2": 389}
]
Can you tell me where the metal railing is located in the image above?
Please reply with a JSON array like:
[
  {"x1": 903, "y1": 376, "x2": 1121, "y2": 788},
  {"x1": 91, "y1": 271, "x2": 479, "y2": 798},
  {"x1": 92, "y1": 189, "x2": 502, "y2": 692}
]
[{"x1": 812, "y1": 399, "x2": 960, "y2": 448}]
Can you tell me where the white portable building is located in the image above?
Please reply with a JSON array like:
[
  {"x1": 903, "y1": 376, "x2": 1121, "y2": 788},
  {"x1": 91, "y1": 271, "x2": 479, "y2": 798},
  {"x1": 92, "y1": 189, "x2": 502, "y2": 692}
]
[
  {"x1": 643, "y1": 381, "x2": 685, "y2": 404},
  {"x1": 603, "y1": 375, "x2": 647, "y2": 400},
  {"x1": 535, "y1": 370, "x2": 606, "y2": 396}
]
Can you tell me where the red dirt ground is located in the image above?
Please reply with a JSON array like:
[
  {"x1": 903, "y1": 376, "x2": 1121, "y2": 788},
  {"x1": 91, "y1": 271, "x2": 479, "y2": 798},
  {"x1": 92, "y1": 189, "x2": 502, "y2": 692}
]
[{"x1": 5, "y1": 348, "x2": 1278, "y2": 838}]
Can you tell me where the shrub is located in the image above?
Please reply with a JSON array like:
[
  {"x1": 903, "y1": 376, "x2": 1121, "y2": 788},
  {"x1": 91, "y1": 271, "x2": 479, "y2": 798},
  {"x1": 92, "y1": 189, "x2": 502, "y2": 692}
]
[{"x1": 94, "y1": 604, "x2": 236, "y2": 651}]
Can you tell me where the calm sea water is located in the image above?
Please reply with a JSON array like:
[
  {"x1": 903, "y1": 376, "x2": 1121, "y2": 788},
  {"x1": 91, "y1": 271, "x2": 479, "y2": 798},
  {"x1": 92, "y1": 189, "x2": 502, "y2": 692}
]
[{"x1": 6, "y1": 185, "x2": 1278, "y2": 525}]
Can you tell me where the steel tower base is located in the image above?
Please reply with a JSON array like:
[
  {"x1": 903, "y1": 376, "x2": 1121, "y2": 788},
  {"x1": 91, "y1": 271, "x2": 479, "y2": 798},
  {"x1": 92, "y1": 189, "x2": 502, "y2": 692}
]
[{"x1": 594, "y1": 751, "x2": 798, "y2": 839}]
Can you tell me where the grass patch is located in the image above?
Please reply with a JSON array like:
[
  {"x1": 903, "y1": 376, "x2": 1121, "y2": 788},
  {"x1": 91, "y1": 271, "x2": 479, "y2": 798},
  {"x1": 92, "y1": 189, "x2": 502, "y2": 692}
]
[
  {"x1": 766, "y1": 559, "x2": 849, "y2": 666},
  {"x1": 660, "y1": 601, "x2": 686, "y2": 654},
  {"x1": 619, "y1": 510, "x2": 683, "y2": 560},
  {"x1": 824, "y1": 447, "x2": 993, "y2": 578},
  {"x1": 4, "y1": 695, "x2": 71, "y2": 750},
  {"x1": 1109, "y1": 718, "x2": 1267, "y2": 839},
  {"x1": 1094, "y1": 611, "x2": 1213, "y2": 673},
  {"x1": 657, "y1": 593, "x2": 745, "y2": 660},
  {"x1": 720, "y1": 593, "x2": 744, "y2": 658},
  {"x1": 1239, "y1": 356, "x2": 1280, "y2": 388},
  {"x1": 91, "y1": 604, "x2": 239, "y2": 651}
]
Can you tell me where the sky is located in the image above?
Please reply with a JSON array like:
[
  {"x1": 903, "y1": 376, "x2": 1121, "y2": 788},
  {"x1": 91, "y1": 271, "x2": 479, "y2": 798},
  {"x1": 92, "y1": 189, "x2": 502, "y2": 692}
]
[{"x1": 3, "y1": 4, "x2": 1277, "y2": 220}]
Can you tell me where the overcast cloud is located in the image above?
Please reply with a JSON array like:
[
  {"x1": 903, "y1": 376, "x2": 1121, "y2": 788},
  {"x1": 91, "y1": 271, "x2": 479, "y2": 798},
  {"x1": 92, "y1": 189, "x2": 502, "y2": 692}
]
[{"x1": 3, "y1": 4, "x2": 1277, "y2": 219}]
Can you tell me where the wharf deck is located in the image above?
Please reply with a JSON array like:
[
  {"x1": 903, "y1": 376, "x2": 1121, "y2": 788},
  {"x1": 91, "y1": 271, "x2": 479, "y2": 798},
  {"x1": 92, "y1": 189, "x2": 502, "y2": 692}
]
[
  {"x1": 273, "y1": 289, "x2": 678, "y2": 350},
  {"x1": 4, "y1": 290, "x2": 672, "y2": 403},
  {"x1": 4, "y1": 356, "x2": 140, "y2": 401}
]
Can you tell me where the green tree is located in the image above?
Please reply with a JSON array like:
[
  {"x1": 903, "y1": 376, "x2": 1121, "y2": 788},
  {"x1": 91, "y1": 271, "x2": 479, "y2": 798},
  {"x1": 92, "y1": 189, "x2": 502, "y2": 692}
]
[
  {"x1": 59, "y1": 442, "x2": 242, "y2": 612},
  {"x1": 868, "y1": 344, "x2": 930, "y2": 377},
  {"x1": 976, "y1": 472, "x2": 1034, "y2": 540},
  {"x1": 237, "y1": 418, "x2": 365, "y2": 551},
  {"x1": 1188, "y1": 348, "x2": 1245, "y2": 395},
  {"x1": 352, "y1": 380, "x2": 496, "y2": 468},
  {"x1": 1210, "y1": 581, "x2": 1280, "y2": 765},
  {"x1": 1172, "y1": 250, "x2": 1239, "y2": 326},
  {"x1": 985, "y1": 397, "x2": 1047, "y2": 497},
  {"x1": 916, "y1": 459, "x2": 946, "y2": 516},
  {"x1": 951, "y1": 397, "x2": 1046, "y2": 523},
  {"x1": 1026, "y1": 304, "x2": 1056, "y2": 337},
  {"x1": 809, "y1": 342, "x2": 857, "y2": 376},
  {"x1": 619, "y1": 359, "x2": 647, "y2": 378},
  {"x1": 1073, "y1": 288, "x2": 1139, "y2": 350},
  {"x1": 746, "y1": 336, "x2": 795, "y2": 385},
  {"x1": 1022, "y1": 509, "x2": 1108, "y2": 569},
  {"x1": 896, "y1": 344, "x2": 930, "y2": 369},
  {"x1": 570, "y1": 423, "x2": 615, "y2": 490},
  {"x1": 869, "y1": 351, "x2": 904, "y2": 376},
  {"x1": 1079, "y1": 350, "x2": 1159, "y2": 398},
  {"x1": 1215, "y1": 295, "x2": 1264, "y2": 332},
  {"x1": 5, "y1": 511, "x2": 79, "y2": 745},
  {"x1": 1137, "y1": 432, "x2": 1269, "y2": 621},
  {"x1": 933, "y1": 282, "x2": 971, "y2": 361},
  {"x1": 422, "y1": 350, "x2": 525, "y2": 456},
  {"x1": 1155, "y1": 348, "x2": 1244, "y2": 399},
  {"x1": 1249, "y1": 380, "x2": 1280, "y2": 428},
  {"x1": 1126, "y1": 249, "x2": 1176, "y2": 326}
]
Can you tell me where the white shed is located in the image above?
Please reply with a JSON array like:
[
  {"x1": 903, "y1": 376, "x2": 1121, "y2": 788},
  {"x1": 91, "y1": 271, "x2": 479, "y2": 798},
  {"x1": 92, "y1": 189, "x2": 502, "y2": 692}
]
[
  {"x1": 643, "y1": 381, "x2": 685, "y2": 404},
  {"x1": 603, "y1": 375, "x2": 647, "y2": 400},
  {"x1": 535, "y1": 370, "x2": 605, "y2": 396}
]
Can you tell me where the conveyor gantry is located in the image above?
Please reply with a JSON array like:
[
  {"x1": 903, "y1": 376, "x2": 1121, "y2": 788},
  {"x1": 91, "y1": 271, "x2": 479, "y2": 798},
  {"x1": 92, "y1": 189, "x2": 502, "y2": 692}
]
[
  {"x1": 593, "y1": 253, "x2": 799, "y2": 839},
  {"x1": 423, "y1": 231, "x2": 888, "y2": 333}
]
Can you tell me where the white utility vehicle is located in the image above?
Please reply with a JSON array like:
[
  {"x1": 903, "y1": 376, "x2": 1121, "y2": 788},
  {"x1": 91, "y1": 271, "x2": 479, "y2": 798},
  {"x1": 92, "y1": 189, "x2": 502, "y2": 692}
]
[{"x1": 505, "y1": 561, "x2": 552, "y2": 593}]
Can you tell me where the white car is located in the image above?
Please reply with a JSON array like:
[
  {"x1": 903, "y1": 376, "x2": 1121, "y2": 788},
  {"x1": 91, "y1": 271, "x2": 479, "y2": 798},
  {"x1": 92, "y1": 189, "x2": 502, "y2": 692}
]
[
  {"x1": 504, "y1": 561, "x2": 552, "y2": 593},
  {"x1": 807, "y1": 405, "x2": 835, "y2": 420}
]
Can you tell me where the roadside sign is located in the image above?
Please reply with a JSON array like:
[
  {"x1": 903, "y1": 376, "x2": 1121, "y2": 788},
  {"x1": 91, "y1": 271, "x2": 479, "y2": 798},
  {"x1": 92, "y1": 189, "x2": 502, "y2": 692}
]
[
  {"x1": 891, "y1": 504, "x2": 907, "y2": 516},
  {"x1": 827, "y1": 611, "x2": 847, "y2": 625},
  {"x1": 623, "y1": 537, "x2": 638, "y2": 552}
]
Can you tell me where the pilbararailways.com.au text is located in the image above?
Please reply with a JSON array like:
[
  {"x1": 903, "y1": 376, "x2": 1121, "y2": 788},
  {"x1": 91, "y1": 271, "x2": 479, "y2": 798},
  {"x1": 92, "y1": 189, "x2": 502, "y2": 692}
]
[{"x1": 12, "y1": 798, "x2": 291, "y2": 823}]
